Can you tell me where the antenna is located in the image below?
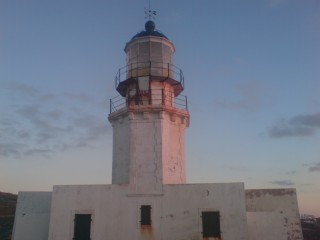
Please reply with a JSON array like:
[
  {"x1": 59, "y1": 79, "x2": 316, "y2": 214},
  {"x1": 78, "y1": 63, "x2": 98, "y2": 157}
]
[{"x1": 144, "y1": 0, "x2": 156, "y2": 20}]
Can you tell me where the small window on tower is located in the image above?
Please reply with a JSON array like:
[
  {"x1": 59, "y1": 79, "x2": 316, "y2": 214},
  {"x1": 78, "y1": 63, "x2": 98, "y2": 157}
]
[
  {"x1": 140, "y1": 205, "x2": 152, "y2": 227},
  {"x1": 201, "y1": 211, "x2": 221, "y2": 238}
]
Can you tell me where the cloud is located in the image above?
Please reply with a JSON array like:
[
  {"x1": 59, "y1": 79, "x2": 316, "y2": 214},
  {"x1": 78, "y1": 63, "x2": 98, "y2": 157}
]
[
  {"x1": 3, "y1": 81, "x2": 38, "y2": 96},
  {"x1": 0, "y1": 127, "x2": 31, "y2": 142},
  {"x1": 23, "y1": 148, "x2": 53, "y2": 157},
  {"x1": 0, "y1": 143, "x2": 26, "y2": 158},
  {"x1": 285, "y1": 170, "x2": 297, "y2": 175},
  {"x1": 1, "y1": 81, "x2": 110, "y2": 158},
  {"x1": 73, "y1": 114, "x2": 99, "y2": 127},
  {"x1": 0, "y1": 118, "x2": 19, "y2": 126},
  {"x1": 83, "y1": 124, "x2": 110, "y2": 141},
  {"x1": 3, "y1": 105, "x2": 109, "y2": 158},
  {"x1": 18, "y1": 104, "x2": 39, "y2": 116},
  {"x1": 270, "y1": 180, "x2": 295, "y2": 186},
  {"x1": 38, "y1": 94, "x2": 56, "y2": 102},
  {"x1": 269, "y1": 112, "x2": 320, "y2": 138},
  {"x1": 16, "y1": 105, "x2": 73, "y2": 135},
  {"x1": 36, "y1": 132, "x2": 55, "y2": 143},
  {"x1": 63, "y1": 93, "x2": 95, "y2": 103},
  {"x1": 291, "y1": 113, "x2": 320, "y2": 127},
  {"x1": 45, "y1": 110, "x2": 63, "y2": 120},
  {"x1": 73, "y1": 114, "x2": 111, "y2": 141},
  {"x1": 215, "y1": 80, "x2": 270, "y2": 112},
  {"x1": 1, "y1": 106, "x2": 109, "y2": 158},
  {"x1": 8, "y1": 104, "x2": 109, "y2": 157},
  {"x1": 309, "y1": 162, "x2": 320, "y2": 172},
  {"x1": 18, "y1": 131, "x2": 30, "y2": 139},
  {"x1": 76, "y1": 142, "x2": 87, "y2": 148},
  {"x1": 269, "y1": 123, "x2": 315, "y2": 138}
]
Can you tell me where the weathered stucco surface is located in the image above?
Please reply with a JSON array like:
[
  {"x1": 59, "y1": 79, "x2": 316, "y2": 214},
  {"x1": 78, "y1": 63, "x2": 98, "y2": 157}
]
[
  {"x1": 246, "y1": 189, "x2": 303, "y2": 240},
  {"x1": 12, "y1": 192, "x2": 51, "y2": 240},
  {"x1": 12, "y1": 186, "x2": 304, "y2": 240},
  {"x1": 109, "y1": 105, "x2": 189, "y2": 192},
  {"x1": 47, "y1": 183, "x2": 248, "y2": 240}
]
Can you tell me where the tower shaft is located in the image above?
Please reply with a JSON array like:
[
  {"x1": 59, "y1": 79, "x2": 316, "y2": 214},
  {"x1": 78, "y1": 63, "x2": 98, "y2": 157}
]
[{"x1": 109, "y1": 21, "x2": 189, "y2": 192}]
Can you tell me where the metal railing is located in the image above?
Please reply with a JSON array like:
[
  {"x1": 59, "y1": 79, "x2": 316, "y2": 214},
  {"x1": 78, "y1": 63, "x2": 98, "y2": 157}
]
[
  {"x1": 110, "y1": 95, "x2": 126, "y2": 113},
  {"x1": 115, "y1": 61, "x2": 184, "y2": 89},
  {"x1": 109, "y1": 89, "x2": 188, "y2": 114}
]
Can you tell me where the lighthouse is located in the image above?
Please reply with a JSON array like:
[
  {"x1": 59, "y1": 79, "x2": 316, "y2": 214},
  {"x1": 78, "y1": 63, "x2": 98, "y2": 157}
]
[
  {"x1": 12, "y1": 19, "x2": 303, "y2": 240},
  {"x1": 108, "y1": 20, "x2": 189, "y2": 192}
]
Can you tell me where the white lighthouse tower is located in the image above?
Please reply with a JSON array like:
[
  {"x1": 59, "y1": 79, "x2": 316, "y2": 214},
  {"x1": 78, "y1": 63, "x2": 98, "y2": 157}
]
[{"x1": 108, "y1": 20, "x2": 189, "y2": 192}]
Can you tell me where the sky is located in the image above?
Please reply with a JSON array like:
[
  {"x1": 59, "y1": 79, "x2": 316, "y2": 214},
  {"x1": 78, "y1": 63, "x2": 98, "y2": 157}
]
[{"x1": 0, "y1": 0, "x2": 319, "y2": 217}]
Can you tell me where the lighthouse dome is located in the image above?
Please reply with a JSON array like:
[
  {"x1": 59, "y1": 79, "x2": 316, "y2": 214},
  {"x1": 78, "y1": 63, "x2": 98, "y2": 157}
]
[{"x1": 131, "y1": 20, "x2": 168, "y2": 40}]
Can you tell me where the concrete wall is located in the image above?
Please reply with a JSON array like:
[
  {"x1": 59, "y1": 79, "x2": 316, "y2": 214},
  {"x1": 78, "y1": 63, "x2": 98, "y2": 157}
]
[
  {"x1": 246, "y1": 189, "x2": 303, "y2": 240},
  {"x1": 12, "y1": 192, "x2": 52, "y2": 240},
  {"x1": 48, "y1": 183, "x2": 248, "y2": 240}
]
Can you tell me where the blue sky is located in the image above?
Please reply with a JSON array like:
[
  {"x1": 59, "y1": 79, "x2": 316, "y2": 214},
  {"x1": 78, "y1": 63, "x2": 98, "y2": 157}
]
[{"x1": 1, "y1": 0, "x2": 319, "y2": 216}]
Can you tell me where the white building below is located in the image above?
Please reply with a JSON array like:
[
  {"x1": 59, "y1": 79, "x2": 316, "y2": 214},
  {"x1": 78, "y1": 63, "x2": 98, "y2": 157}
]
[{"x1": 13, "y1": 185, "x2": 302, "y2": 240}]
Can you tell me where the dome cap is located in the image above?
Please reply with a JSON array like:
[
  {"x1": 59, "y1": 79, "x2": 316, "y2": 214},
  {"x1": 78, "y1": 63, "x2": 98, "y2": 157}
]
[{"x1": 131, "y1": 20, "x2": 168, "y2": 40}]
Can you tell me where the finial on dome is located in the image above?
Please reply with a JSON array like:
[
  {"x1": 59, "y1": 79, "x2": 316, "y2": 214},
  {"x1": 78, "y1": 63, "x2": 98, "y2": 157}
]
[{"x1": 145, "y1": 20, "x2": 155, "y2": 32}]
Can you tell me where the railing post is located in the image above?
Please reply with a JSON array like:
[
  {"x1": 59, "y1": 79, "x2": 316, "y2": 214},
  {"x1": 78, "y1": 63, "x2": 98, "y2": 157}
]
[
  {"x1": 115, "y1": 70, "x2": 118, "y2": 89},
  {"x1": 149, "y1": 61, "x2": 151, "y2": 76},
  {"x1": 162, "y1": 89, "x2": 164, "y2": 106},
  {"x1": 185, "y1": 96, "x2": 188, "y2": 111},
  {"x1": 109, "y1": 98, "x2": 112, "y2": 114},
  {"x1": 117, "y1": 70, "x2": 119, "y2": 88}
]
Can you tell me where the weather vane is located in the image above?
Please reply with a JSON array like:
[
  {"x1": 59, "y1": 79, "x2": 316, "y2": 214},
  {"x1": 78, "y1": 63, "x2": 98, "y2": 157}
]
[{"x1": 144, "y1": 0, "x2": 156, "y2": 20}]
